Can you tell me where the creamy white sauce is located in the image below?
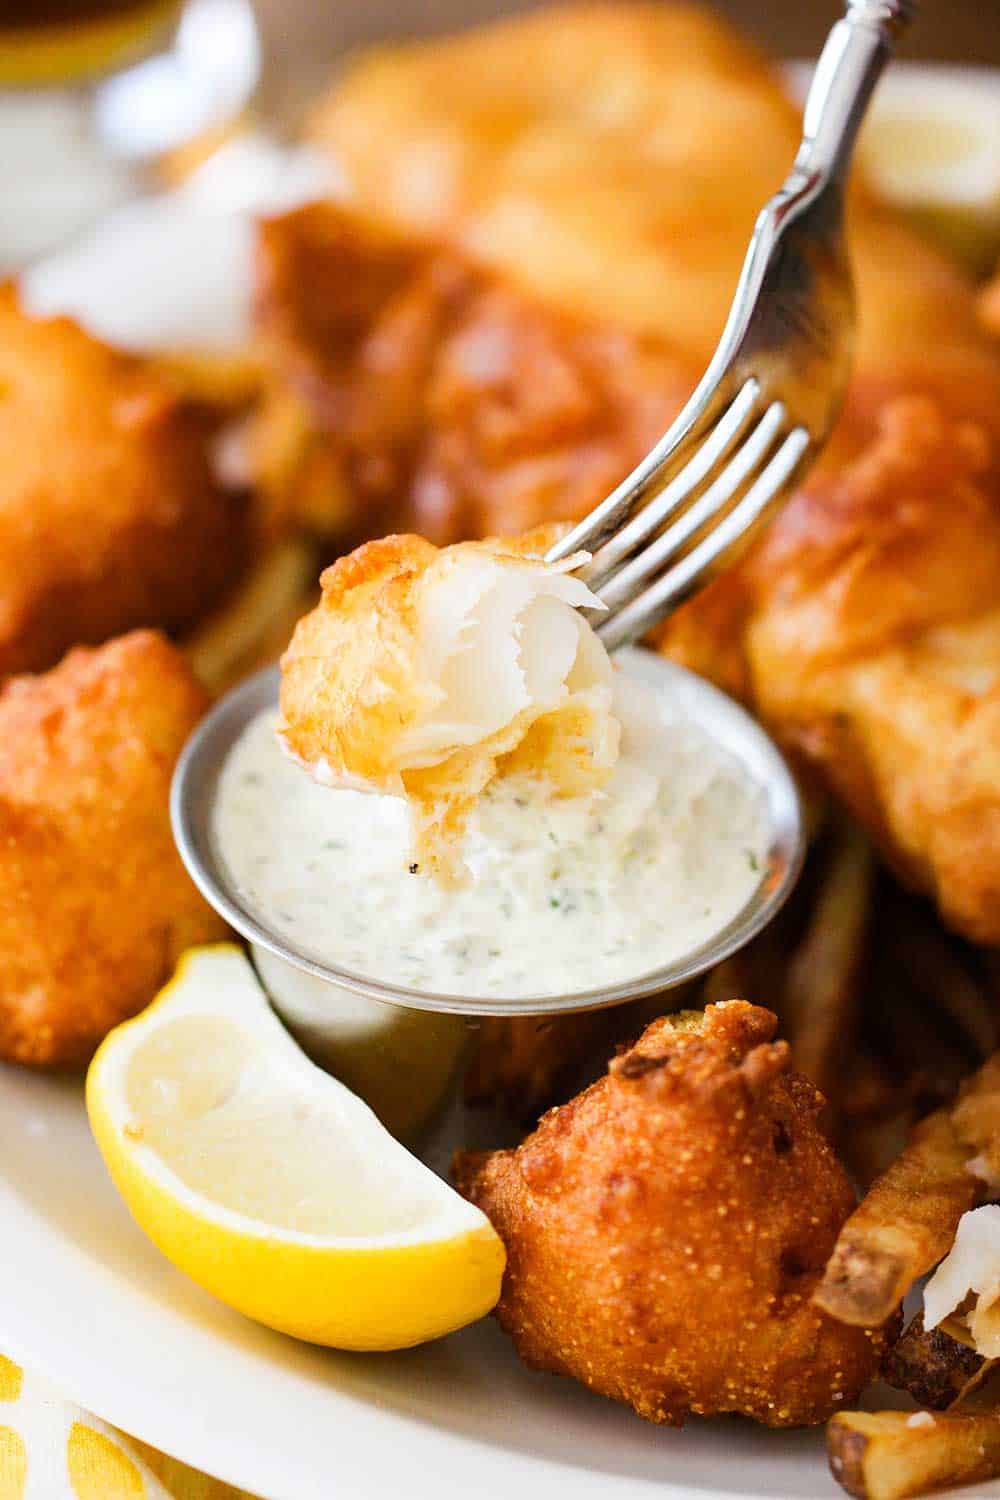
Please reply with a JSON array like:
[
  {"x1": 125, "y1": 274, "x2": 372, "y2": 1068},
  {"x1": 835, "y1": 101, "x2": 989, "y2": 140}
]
[
  {"x1": 19, "y1": 134, "x2": 337, "y2": 353},
  {"x1": 213, "y1": 670, "x2": 770, "y2": 1000}
]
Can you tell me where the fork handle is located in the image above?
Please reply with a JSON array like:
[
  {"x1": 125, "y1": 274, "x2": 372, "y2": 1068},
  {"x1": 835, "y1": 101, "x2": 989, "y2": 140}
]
[{"x1": 795, "y1": 0, "x2": 916, "y2": 185}]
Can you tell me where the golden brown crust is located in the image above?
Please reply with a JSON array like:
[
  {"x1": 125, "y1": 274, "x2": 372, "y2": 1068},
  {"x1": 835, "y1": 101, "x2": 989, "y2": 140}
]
[
  {"x1": 979, "y1": 262, "x2": 1000, "y2": 342},
  {"x1": 0, "y1": 285, "x2": 248, "y2": 678},
  {"x1": 455, "y1": 1002, "x2": 893, "y2": 1427},
  {"x1": 663, "y1": 395, "x2": 1000, "y2": 942},
  {"x1": 279, "y1": 528, "x2": 617, "y2": 876},
  {"x1": 307, "y1": 4, "x2": 802, "y2": 363},
  {"x1": 0, "y1": 631, "x2": 228, "y2": 1068},
  {"x1": 254, "y1": 202, "x2": 694, "y2": 544},
  {"x1": 813, "y1": 1048, "x2": 1000, "y2": 1330}
]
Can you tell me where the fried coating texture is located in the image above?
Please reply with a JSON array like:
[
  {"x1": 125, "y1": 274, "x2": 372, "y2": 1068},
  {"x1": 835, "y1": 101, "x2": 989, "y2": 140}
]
[
  {"x1": 279, "y1": 528, "x2": 617, "y2": 876},
  {"x1": 0, "y1": 631, "x2": 228, "y2": 1068},
  {"x1": 254, "y1": 203, "x2": 692, "y2": 545},
  {"x1": 306, "y1": 4, "x2": 802, "y2": 367},
  {"x1": 455, "y1": 1002, "x2": 893, "y2": 1427},
  {"x1": 663, "y1": 397, "x2": 1000, "y2": 943},
  {"x1": 272, "y1": 2, "x2": 1000, "y2": 942},
  {"x1": 0, "y1": 286, "x2": 247, "y2": 678}
]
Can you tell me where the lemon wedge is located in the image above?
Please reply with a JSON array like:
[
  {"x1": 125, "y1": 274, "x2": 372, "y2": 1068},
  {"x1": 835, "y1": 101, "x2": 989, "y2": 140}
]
[
  {"x1": 784, "y1": 62, "x2": 1000, "y2": 274},
  {"x1": 87, "y1": 945, "x2": 505, "y2": 1350},
  {"x1": 859, "y1": 67, "x2": 1000, "y2": 273}
]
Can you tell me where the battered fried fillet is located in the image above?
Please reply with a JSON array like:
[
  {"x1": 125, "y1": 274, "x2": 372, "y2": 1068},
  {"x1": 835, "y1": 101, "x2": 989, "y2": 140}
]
[
  {"x1": 0, "y1": 631, "x2": 228, "y2": 1068},
  {"x1": 278, "y1": 529, "x2": 618, "y2": 876},
  {"x1": 0, "y1": 285, "x2": 247, "y2": 678},
  {"x1": 273, "y1": 2, "x2": 1000, "y2": 941},
  {"x1": 980, "y1": 265, "x2": 1000, "y2": 341},
  {"x1": 254, "y1": 202, "x2": 697, "y2": 544},
  {"x1": 455, "y1": 1002, "x2": 893, "y2": 1428},
  {"x1": 663, "y1": 398, "x2": 1000, "y2": 943}
]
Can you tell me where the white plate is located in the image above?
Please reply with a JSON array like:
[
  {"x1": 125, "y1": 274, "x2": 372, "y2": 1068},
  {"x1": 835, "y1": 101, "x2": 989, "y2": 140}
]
[{"x1": 3, "y1": 1062, "x2": 998, "y2": 1500}]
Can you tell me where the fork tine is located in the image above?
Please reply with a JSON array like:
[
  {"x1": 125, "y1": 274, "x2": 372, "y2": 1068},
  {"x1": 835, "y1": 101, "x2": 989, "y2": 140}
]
[
  {"x1": 597, "y1": 426, "x2": 812, "y2": 652},
  {"x1": 547, "y1": 378, "x2": 760, "y2": 571},
  {"x1": 598, "y1": 401, "x2": 787, "y2": 612}
]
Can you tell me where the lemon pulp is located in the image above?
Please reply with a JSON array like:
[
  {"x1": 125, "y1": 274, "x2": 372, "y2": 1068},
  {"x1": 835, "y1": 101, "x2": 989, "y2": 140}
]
[{"x1": 87, "y1": 946, "x2": 506, "y2": 1349}]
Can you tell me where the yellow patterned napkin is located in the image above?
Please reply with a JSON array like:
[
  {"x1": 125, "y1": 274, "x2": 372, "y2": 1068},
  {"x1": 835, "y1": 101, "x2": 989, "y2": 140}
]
[{"x1": 0, "y1": 1354, "x2": 257, "y2": 1500}]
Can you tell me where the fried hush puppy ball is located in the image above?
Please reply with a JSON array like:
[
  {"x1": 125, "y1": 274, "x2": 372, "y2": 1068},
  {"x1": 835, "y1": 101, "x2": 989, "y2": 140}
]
[
  {"x1": 455, "y1": 1002, "x2": 895, "y2": 1428},
  {"x1": 0, "y1": 631, "x2": 228, "y2": 1068},
  {"x1": 0, "y1": 286, "x2": 247, "y2": 678}
]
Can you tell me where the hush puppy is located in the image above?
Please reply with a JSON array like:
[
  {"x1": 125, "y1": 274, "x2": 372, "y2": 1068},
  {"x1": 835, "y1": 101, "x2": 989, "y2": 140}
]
[
  {"x1": 456, "y1": 1002, "x2": 895, "y2": 1427},
  {"x1": 0, "y1": 630, "x2": 227, "y2": 1067},
  {"x1": 0, "y1": 287, "x2": 246, "y2": 678}
]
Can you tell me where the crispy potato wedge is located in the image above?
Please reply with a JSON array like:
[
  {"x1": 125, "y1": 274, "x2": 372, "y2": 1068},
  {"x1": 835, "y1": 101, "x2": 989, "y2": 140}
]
[
  {"x1": 829, "y1": 1365, "x2": 1000, "y2": 1500},
  {"x1": 183, "y1": 538, "x2": 318, "y2": 696},
  {"x1": 827, "y1": 1400, "x2": 1000, "y2": 1500},
  {"x1": 816, "y1": 1046, "x2": 1000, "y2": 1327},
  {"x1": 952, "y1": 1052, "x2": 1000, "y2": 1186},
  {"x1": 783, "y1": 820, "x2": 873, "y2": 1109},
  {"x1": 814, "y1": 1104, "x2": 978, "y2": 1327}
]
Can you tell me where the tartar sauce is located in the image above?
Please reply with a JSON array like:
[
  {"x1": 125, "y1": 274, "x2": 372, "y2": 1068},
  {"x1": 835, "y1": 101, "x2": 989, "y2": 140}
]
[{"x1": 213, "y1": 672, "x2": 769, "y2": 999}]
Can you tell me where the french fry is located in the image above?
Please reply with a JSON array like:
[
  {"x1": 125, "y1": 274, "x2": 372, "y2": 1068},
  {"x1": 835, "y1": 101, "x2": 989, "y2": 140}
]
[
  {"x1": 840, "y1": 1104, "x2": 917, "y2": 1193},
  {"x1": 814, "y1": 1105, "x2": 978, "y2": 1327},
  {"x1": 865, "y1": 932, "x2": 972, "y2": 1114},
  {"x1": 884, "y1": 1314, "x2": 987, "y2": 1411},
  {"x1": 783, "y1": 820, "x2": 873, "y2": 1109},
  {"x1": 184, "y1": 537, "x2": 318, "y2": 696},
  {"x1": 892, "y1": 926, "x2": 999, "y2": 1063},
  {"x1": 700, "y1": 953, "x2": 758, "y2": 1009},
  {"x1": 827, "y1": 1394, "x2": 1000, "y2": 1499},
  {"x1": 816, "y1": 1048, "x2": 1000, "y2": 1328},
  {"x1": 952, "y1": 1052, "x2": 1000, "y2": 1186}
]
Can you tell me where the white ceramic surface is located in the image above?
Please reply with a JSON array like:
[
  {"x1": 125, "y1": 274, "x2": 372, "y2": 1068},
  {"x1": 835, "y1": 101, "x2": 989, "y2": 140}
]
[{"x1": 3, "y1": 1063, "x2": 999, "y2": 1500}]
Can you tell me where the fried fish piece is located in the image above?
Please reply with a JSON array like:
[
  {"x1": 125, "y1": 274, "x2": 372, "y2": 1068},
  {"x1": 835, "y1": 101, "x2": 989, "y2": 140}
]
[
  {"x1": 307, "y1": 3, "x2": 802, "y2": 369},
  {"x1": 263, "y1": 5, "x2": 1000, "y2": 941},
  {"x1": 664, "y1": 396, "x2": 1000, "y2": 943},
  {"x1": 253, "y1": 201, "x2": 694, "y2": 545},
  {"x1": 0, "y1": 631, "x2": 228, "y2": 1068},
  {"x1": 455, "y1": 1002, "x2": 894, "y2": 1428},
  {"x1": 0, "y1": 286, "x2": 247, "y2": 678},
  {"x1": 278, "y1": 529, "x2": 618, "y2": 877}
]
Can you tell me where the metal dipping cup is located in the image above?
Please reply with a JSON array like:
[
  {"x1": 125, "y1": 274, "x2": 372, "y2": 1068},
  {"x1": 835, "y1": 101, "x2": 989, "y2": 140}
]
[{"x1": 171, "y1": 648, "x2": 805, "y2": 1137}]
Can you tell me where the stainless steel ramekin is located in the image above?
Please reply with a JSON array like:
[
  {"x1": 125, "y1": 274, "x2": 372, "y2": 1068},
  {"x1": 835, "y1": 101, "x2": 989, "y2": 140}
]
[{"x1": 171, "y1": 647, "x2": 804, "y2": 1134}]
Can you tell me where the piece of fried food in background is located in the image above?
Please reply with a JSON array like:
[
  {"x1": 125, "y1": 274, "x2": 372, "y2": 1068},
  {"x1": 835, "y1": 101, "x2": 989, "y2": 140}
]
[
  {"x1": 464, "y1": 1011, "x2": 628, "y2": 1123},
  {"x1": 307, "y1": 5, "x2": 802, "y2": 373},
  {"x1": 255, "y1": 3, "x2": 797, "y2": 544},
  {"x1": 455, "y1": 1001, "x2": 894, "y2": 1428},
  {"x1": 781, "y1": 820, "x2": 874, "y2": 1117},
  {"x1": 253, "y1": 202, "x2": 694, "y2": 546},
  {"x1": 183, "y1": 535, "x2": 319, "y2": 697},
  {"x1": 814, "y1": 1049, "x2": 1000, "y2": 1330},
  {"x1": 980, "y1": 264, "x2": 1000, "y2": 339},
  {"x1": 463, "y1": 989, "x2": 694, "y2": 1123},
  {"x1": 673, "y1": 394, "x2": 1000, "y2": 946},
  {"x1": 884, "y1": 1313, "x2": 989, "y2": 1413},
  {"x1": 0, "y1": 286, "x2": 249, "y2": 680},
  {"x1": 0, "y1": 631, "x2": 228, "y2": 1068},
  {"x1": 294, "y1": 3, "x2": 1000, "y2": 945}
]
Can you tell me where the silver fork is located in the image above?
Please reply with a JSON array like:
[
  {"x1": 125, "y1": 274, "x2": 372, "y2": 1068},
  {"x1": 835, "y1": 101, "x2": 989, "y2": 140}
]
[{"x1": 546, "y1": 0, "x2": 916, "y2": 651}]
